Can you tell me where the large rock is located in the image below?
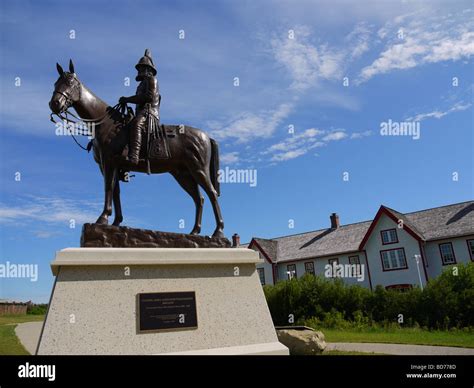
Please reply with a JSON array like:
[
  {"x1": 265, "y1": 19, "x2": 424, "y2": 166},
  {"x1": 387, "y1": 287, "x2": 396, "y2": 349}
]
[
  {"x1": 81, "y1": 223, "x2": 231, "y2": 248},
  {"x1": 276, "y1": 327, "x2": 326, "y2": 355}
]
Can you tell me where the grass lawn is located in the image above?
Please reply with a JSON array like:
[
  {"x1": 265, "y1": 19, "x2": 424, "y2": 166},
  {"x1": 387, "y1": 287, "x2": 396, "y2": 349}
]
[
  {"x1": 316, "y1": 327, "x2": 474, "y2": 348},
  {"x1": 0, "y1": 314, "x2": 45, "y2": 355}
]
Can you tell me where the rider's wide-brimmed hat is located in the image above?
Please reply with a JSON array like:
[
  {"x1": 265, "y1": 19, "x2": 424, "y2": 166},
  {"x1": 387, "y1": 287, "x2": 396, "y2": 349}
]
[{"x1": 135, "y1": 49, "x2": 157, "y2": 75}]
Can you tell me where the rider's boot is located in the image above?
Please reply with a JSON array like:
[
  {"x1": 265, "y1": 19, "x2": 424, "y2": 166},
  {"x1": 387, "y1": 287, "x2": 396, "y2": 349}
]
[{"x1": 128, "y1": 127, "x2": 142, "y2": 165}]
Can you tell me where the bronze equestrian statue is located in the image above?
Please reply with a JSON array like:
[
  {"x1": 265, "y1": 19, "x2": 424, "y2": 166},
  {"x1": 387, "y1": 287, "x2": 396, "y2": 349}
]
[{"x1": 49, "y1": 52, "x2": 225, "y2": 238}]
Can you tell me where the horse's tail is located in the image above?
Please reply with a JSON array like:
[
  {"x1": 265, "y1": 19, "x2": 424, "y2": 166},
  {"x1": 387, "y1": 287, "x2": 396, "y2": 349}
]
[{"x1": 210, "y1": 138, "x2": 220, "y2": 197}]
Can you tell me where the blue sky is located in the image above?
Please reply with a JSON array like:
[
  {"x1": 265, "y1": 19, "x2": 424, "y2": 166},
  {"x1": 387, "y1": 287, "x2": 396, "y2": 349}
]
[{"x1": 0, "y1": 0, "x2": 472, "y2": 302}]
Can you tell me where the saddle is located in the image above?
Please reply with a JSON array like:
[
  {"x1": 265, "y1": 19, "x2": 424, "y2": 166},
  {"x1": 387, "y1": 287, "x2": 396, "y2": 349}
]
[{"x1": 145, "y1": 124, "x2": 172, "y2": 160}]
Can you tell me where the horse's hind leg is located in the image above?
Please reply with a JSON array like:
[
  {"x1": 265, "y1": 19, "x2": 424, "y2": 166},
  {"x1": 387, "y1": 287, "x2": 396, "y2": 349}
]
[
  {"x1": 112, "y1": 179, "x2": 123, "y2": 226},
  {"x1": 172, "y1": 171, "x2": 204, "y2": 234},
  {"x1": 189, "y1": 169, "x2": 224, "y2": 238}
]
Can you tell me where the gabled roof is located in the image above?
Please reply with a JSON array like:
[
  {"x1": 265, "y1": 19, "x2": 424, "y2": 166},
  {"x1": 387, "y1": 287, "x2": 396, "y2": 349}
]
[
  {"x1": 248, "y1": 201, "x2": 474, "y2": 263},
  {"x1": 249, "y1": 238, "x2": 278, "y2": 263},
  {"x1": 359, "y1": 205, "x2": 425, "y2": 250}
]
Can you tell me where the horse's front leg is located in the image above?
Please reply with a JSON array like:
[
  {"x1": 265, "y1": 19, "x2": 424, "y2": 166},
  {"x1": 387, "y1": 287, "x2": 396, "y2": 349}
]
[
  {"x1": 112, "y1": 179, "x2": 123, "y2": 226},
  {"x1": 96, "y1": 165, "x2": 117, "y2": 225}
]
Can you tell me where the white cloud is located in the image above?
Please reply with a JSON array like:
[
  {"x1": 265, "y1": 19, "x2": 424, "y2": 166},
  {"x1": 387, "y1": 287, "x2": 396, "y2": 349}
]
[
  {"x1": 220, "y1": 151, "x2": 240, "y2": 164},
  {"x1": 322, "y1": 131, "x2": 347, "y2": 141},
  {"x1": 265, "y1": 127, "x2": 373, "y2": 162},
  {"x1": 346, "y1": 22, "x2": 372, "y2": 60},
  {"x1": 350, "y1": 130, "x2": 373, "y2": 139},
  {"x1": 406, "y1": 102, "x2": 472, "y2": 122},
  {"x1": 270, "y1": 26, "x2": 345, "y2": 92},
  {"x1": 0, "y1": 196, "x2": 100, "y2": 225},
  {"x1": 358, "y1": 11, "x2": 474, "y2": 83},
  {"x1": 209, "y1": 103, "x2": 293, "y2": 143},
  {"x1": 271, "y1": 148, "x2": 311, "y2": 162},
  {"x1": 423, "y1": 31, "x2": 474, "y2": 63}
]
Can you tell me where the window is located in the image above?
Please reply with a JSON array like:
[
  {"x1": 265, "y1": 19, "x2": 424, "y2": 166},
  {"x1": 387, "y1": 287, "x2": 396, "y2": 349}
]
[
  {"x1": 349, "y1": 255, "x2": 361, "y2": 277},
  {"x1": 257, "y1": 268, "x2": 265, "y2": 285},
  {"x1": 304, "y1": 262, "x2": 315, "y2": 275},
  {"x1": 380, "y1": 248, "x2": 407, "y2": 271},
  {"x1": 439, "y1": 243, "x2": 456, "y2": 265},
  {"x1": 327, "y1": 258, "x2": 339, "y2": 278},
  {"x1": 385, "y1": 284, "x2": 413, "y2": 292},
  {"x1": 381, "y1": 229, "x2": 398, "y2": 245},
  {"x1": 287, "y1": 264, "x2": 297, "y2": 280},
  {"x1": 467, "y1": 240, "x2": 474, "y2": 262}
]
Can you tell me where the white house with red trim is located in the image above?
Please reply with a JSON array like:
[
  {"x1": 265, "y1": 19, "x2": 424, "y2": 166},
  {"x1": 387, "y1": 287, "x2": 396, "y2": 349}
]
[{"x1": 242, "y1": 201, "x2": 474, "y2": 290}]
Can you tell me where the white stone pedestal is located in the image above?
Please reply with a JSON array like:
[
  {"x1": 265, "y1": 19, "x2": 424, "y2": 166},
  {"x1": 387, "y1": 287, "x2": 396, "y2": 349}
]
[{"x1": 36, "y1": 248, "x2": 288, "y2": 355}]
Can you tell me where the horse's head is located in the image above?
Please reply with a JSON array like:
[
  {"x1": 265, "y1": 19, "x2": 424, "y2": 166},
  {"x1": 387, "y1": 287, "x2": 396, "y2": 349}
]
[{"x1": 49, "y1": 59, "x2": 81, "y2": 114}]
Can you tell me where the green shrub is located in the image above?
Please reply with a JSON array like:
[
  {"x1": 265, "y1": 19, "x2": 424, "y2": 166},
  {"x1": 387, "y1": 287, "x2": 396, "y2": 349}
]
[
  {"x1": 27, "y1": 304, "x2": 48, "y2": 315},
  {"x1": 263, "y1": 262, "x2": 474, "y2": 329}
]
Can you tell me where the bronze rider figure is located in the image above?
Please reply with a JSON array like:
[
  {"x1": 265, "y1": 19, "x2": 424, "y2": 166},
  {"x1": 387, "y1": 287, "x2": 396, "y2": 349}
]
[{"x1": 119, "y1": 49, "x2": 160, "y2": 165}]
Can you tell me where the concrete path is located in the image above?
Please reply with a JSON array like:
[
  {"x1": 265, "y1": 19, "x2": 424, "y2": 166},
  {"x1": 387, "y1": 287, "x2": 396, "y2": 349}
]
[
  {"x1": 14, "y1": 321, "x2": 474, "y2": 356},
  {"x1": 15, "y1": 321, "x2": 43, "y2": 355},
  {"x1": 326, "y1": 342, "x2": 474, "y2": 355}
]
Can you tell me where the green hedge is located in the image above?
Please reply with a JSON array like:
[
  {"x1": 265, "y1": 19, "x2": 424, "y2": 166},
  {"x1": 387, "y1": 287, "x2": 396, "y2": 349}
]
[
  {"x1": 27, "y1": 304, "x2": 48, "y2": 315},
  {"x1": 263, "y1": 262, "x2": 474, "y2": 329}
]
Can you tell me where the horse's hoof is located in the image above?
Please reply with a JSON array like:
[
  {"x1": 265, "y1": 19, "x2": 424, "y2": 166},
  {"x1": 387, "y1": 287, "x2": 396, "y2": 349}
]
[
  {"x1": 95, "y1": 216, "x2": 108, "y2": 225},
  {"x1": 190, "y1": 227, "x2": 201, "y2": 235},
  {"x1": 112, "y1": 220, "x2": 122, "y2": 227},
  {"x1": 212, "y1": 230, "x2": 225, "y2": 239}
]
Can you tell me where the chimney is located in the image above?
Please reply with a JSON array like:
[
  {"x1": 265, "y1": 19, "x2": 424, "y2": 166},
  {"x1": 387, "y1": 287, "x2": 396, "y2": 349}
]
[
  {"x1": 330, "y1": 213, "x2": 340, "y2": 229},
  {"x1": 232, "y1": 233, "x2": 240, "y2": 247}
]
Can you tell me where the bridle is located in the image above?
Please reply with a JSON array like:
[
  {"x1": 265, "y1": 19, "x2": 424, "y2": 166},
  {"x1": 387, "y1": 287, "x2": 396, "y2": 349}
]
[{"x1": 50, "y1": 75, "x2": 125, "y2": 151}]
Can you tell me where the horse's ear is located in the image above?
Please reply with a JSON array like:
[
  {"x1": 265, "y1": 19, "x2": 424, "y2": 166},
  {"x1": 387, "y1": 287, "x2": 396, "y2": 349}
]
[
  {"x1": 56, "y1": 62, "x2": 64, "y2": 76},
  {"x1": 69, "y1": 59, "x2": 75, "y2": 74}
]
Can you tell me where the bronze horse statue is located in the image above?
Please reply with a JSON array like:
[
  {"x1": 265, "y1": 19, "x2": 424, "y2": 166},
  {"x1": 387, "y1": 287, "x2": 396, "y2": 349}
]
[{"x1": 49, "y1": 60, "x2": 224, "y2": 238}]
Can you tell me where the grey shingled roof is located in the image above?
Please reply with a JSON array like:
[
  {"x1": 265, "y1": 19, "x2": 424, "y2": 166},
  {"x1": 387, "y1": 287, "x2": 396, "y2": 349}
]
[
  {"x1": 250, "y1": 201, "x2": 474, "y2": 263},
  {"x1": 403, "y1": 201, "x2": 474, "y2": 241},
  {"x1": 252, "y1": 238, "x2": 278, "y2": 262}
]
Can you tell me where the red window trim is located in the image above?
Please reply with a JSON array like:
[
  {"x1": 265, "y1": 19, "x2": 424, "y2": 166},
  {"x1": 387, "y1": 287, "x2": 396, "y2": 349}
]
[
  {"x1": 385, "y1": 284, "x2": 413, "y2": 290},
  {"x1": 438, "y1": 242, "x2": 457, "y2": 265},
  {"x1": 467, "y1": 239, "x2": 474, "y2": 262},
  {"x1": 380, "y1": 228, "x2": 399, "y2": 245},
  {"x1": 379, "y1": 247, "x2": 408, "y2": 272},
  {"x1": 248, "y1": 239, "x2": 276, "y2": 284},
  {"x1": 304, "y1": 261, "x2": 315, "y2": 275}
]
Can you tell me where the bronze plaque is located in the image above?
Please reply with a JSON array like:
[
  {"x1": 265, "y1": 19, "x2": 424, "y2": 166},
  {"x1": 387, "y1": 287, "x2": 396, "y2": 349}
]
[{"x1": 137, "y1": 292, "x2": 198, "y2": 333}]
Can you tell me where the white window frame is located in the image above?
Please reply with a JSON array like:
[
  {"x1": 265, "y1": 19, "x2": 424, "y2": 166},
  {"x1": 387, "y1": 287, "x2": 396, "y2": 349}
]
[
  {"x1": 439, "y1": 243, "x2": 456, "y2": 265},
  {"x1": 380, "y1": 248, "x2": 407, "y2": 271},
  {"x1": 381, "y1": 228, "x2": 398, "y2": 245}
]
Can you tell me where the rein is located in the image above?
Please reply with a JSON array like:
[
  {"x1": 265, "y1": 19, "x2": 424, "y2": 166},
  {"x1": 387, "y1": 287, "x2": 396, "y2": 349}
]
[{"x1": 50, "y1": 102, "x2": 126, "y2": 152}]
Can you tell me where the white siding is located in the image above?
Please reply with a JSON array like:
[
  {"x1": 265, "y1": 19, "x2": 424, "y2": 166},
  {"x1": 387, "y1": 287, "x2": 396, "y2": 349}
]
[
  {"x1": 252, "y1": 245, "x2": 275, "y2": 285},
  {"x1": 364, "y1": 214, "x2": 426, "y2": 288},
  {"x1": 275, "y1": 251, "x2": 370, "y2": 288},
  {"x1": 424, "y1": 235, "x2": 474, "y2": 279},
  {"x1": 256, "y1": 260, "x2": 273, "y2": 285}
]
